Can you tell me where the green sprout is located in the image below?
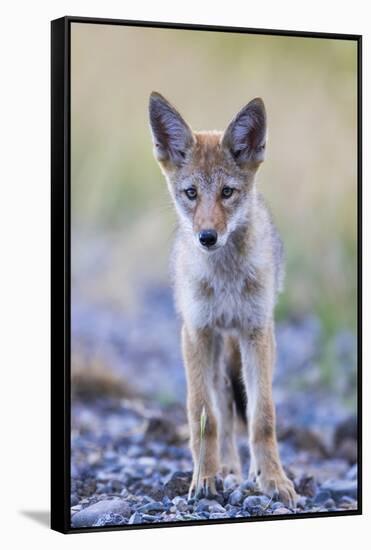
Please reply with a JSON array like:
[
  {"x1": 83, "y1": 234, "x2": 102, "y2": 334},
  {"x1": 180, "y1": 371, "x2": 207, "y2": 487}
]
[{"x1": 195, "y1": 405, "x2": 207, "y2": 496}]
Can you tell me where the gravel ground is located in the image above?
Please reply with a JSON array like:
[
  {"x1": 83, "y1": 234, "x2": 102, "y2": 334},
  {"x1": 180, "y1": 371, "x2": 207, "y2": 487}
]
[
  {"x1": 70, "y1": 286, "x2": 358, "y2": 528},
  {"x1": 71, "y1": 397, "x2": 357, "y2": 527}
]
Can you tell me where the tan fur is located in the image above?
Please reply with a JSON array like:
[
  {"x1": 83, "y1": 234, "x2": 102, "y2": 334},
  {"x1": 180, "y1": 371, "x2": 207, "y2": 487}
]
[{"x1": 149, "y1": 92, "x2": 297, "y2": 505}]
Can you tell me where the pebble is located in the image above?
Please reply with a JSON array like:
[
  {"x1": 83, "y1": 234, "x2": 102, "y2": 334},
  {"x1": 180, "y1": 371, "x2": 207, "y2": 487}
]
[
  {"x1": 324, "y1": 498, "x2": 336, "y2": 509},
  {"x1": 107, "y1": 479, "x2": 124, "y2": 493},
  {"x1": 71, "y1": 498, "x2": 131, "y2": 528},
  {"x1": 195, "y1": 499, "x2": 223, "y2": 513},
  {"x1": 128, "y1": 511, "x2": 142, "y2": 524},
  {"x1": 273, "y1": 507, "x2": 292, "y2": 515},
  {"x1": 321, "y1": 479, "x2": 357, "y2": 502},
  {"x1": 314, "y1": 490, "x2": 332, "y2": 505},
  {"x1": 296, "y1": 474, "x2": 317, "y2": 497},
  {"x1": 339, "y1": 495, "x2": 356, "y2": 505},
  {"x1": 225, "y1": 504, "x2": 239, "y2": 517},
  {"x1": 137, "y1": 456, "x2": 157, "y2": 468},
  {"x1": 229, "y1": 489, "x2": 244, "y2": 506},
  {"x1": 142, "y1": 514, "x2": 160, "y2": 522},
  {"x1": 71, "y1": 505, "x2": 82, "y2": 513},
  {"x1": 144, "y1": 484, "x2": 165, "y2": 501},
  {"x1": 339, "y1": 496, "x2": 357, "y2": 509},
  {"x1": 172, "y1": 496, "x2": 188, "y2": 512},
  {"x1": 209, "y1": 512, "x2": 228, "y2": 519},
  {"x1": 210, "y1": 502, "x2": 226, "y2": 514},
  {"x1": 240, "y1": 479, "x2": 257, "y2": 492},
  {"x1": 92, "y1": 513, "x2": 126, "y2": 526},
  {"x1": 164, "y1": 471, "x2": 192, "y2": 498},
  {"x1": 137, "y1": 501, "x2": 164, "y2": 514},
  {"x1": 223, "y1": 474, "x2": 240, "y2": 491},
  {"x1": 243, "y1": 495, "x2": 270, "y2": 511},
  {"x1": 296, "y1": 496, "x2": 307, "y2": 509}
]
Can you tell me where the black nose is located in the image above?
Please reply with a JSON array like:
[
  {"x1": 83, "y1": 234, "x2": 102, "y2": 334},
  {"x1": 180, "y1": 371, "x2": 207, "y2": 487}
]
[{"x1": 199, "y1": 229, "x2": 218, "y2": 248}]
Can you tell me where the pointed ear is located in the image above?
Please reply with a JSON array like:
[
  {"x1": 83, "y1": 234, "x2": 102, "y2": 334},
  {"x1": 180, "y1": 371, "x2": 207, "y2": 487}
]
[
  {"x1": 149, "y1": 92, "x2": 195, "y2": 167},
  {"x1": 222, "y1": 98, "x2": 267, "y2": 167}
]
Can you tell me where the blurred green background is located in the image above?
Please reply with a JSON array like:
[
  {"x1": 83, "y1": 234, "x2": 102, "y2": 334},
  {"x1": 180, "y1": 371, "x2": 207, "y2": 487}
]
[{"x1": 71, "y1": 23, "x2": 357, "y2": 381}]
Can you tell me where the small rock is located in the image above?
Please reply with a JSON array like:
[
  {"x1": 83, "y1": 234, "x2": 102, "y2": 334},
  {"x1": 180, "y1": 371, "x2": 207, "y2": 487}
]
[
  {"x1": 140, "y1": 483, "x2": 165, "y2": 501},
  {"x1": 336, "y1": 439, "x2": 357, "y2": 464},
  {"x1": 126, "y1": 445, "x2": 142, "y2": 458},
  {"x1": 164, "y1": 471, "x2": 192, "y2": 498},
  {"x1": 107, "y1": 479, "x2": 124, "y2": 494},
  {"x1": 137, "y1": 456, "x2": 157, "y2": 468},
  {"x1": 229, "y1": 489, "x2": 243, "y2": 506},
  {"x1": 321, "y1": 479, "x2": 357, "y2": 502},
  {"x1": 184, "y1": 513, "x2": 203, "y2": 520},
  {"x1": 296, "y1": 474, "x2": 317, "y2": 497},
  {"x1": 296, "y1": 496, "x2": 307, "y2": 509},
  {"x1": 209, "y1": 502, "x2": 226, "y2": 514},
  {"x1": 162, "y1": 495, "x2": 172, "y2": 506},
  {"x1": 92, "y1": 513, "x2": 126, "y2": 526},
  {"x1": 141, "y1": 514, "x2": 160, "y2": 522},
  {"x1": 195, "y1": 499, "x2": 222, "y2": 513},
  {"x1": 209, "y1": 512, "x2": 228, "y2": 519},
  {"x1": 338, "y1": 495, "x2": 357, "y2": 509},
  {"x1": 273, "y1": 507, "x2": 292, "y2": 515},
  {"x1": 82, "y1": 478, "x2": 97, "y2": 496},
  {"x1": 243, "y1": 495, "x2": 270, "y2": 511},
  {"x1": 96, "y1": 483, "x2": 108, "y2": 495},
  {"x1": 71, "y1": 505, "x2": 82, "y2": 513},
  {"x1": 223, "y1": 474, "x2": 239, "y2": 491},
  {"x1": 240, "y1": 479, "x2": 256, "y2": 492},
  {"x1": 314, "y1": 490, "x2": 332, "y2": 505},
  {"x1": 225, "y1": 505, "x2": 239, "y2": 517},
  {"x1": 71, "y1": 494, "x2": 79, "y2": 506},
  {"x1": 137, "y1": 501, "x2": 164, "y2": 514},
  {"x1": 128, "y1": 511, "x2": 142, "y2": 524},
  {"x1": 340, "y1": 495, "x2": 356, "y2": 505},
  {"x1": 71, "y1": 498, "x2": 131, "y2": 528},
  {"x1": 141, "y1": 495, "x2": 155, "y2": 504},
  {"x1": 334, "y1": 416, "x2": 357, "y2": 446},
  {"x1": 172, "y1": 496, "x2": 188, "y2": 512},
  {"x1": 324, "y1": 498, "x2": 336, "y2": 509}
]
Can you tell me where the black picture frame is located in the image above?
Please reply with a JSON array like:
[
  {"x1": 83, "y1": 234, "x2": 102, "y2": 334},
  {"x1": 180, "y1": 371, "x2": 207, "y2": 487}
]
[{"x1": 51, "y1": 15, "x2": 362, "y2": 534}]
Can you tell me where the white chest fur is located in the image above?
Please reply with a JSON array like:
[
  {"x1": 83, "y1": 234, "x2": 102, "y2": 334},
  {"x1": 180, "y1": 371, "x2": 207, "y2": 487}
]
[{"x1": 174, "y1": 243, "x2": 273, "y2": 333}]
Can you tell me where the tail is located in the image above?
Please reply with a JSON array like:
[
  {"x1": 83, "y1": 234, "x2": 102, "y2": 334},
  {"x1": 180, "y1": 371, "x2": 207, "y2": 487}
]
[
  {"x1": 230, "y1": 369, "x2": 247, "y2": 424},
  {"x1": 224, "y1": 335, "x2": 247, "y2": 423}
]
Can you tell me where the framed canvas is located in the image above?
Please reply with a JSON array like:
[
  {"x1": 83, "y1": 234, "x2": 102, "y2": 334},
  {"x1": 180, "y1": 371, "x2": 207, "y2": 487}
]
[{"x1": 51, "y1": 16, "x2": 362, "y2": 534}]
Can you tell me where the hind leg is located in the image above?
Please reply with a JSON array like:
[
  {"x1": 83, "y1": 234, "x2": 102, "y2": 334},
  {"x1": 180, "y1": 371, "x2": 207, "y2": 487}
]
[{"x1": 216, "y1": 336, "x2": 242, "y2": 479}]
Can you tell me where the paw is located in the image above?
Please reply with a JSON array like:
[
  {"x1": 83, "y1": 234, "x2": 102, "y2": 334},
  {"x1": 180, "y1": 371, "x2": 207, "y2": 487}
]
[
  {"x1": 187, "y1": 475, "x2": 218, "y2": 501},
  {"x1": 257, "y1": 469, "x2": 297, "y2": 508}
]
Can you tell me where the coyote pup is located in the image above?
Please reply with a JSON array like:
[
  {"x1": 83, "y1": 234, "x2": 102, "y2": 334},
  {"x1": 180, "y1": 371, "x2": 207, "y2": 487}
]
[{"x1": 149, "y1": 92, "x2": 297, "y2": 506}]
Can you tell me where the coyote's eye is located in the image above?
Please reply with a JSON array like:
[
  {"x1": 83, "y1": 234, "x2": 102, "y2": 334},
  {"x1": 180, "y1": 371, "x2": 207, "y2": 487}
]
[
  {"x1": 184, "y1": 187, "x2": 197, "y2": 200},
  {"x1": 221, "y1": 186, "x2": 234, "y2": 199}
]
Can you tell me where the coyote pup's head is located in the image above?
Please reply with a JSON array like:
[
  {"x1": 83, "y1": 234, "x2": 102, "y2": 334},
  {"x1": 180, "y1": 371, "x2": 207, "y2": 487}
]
[{"x1": 149, "y1": 92, "x2": 267, "y2": 252}]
